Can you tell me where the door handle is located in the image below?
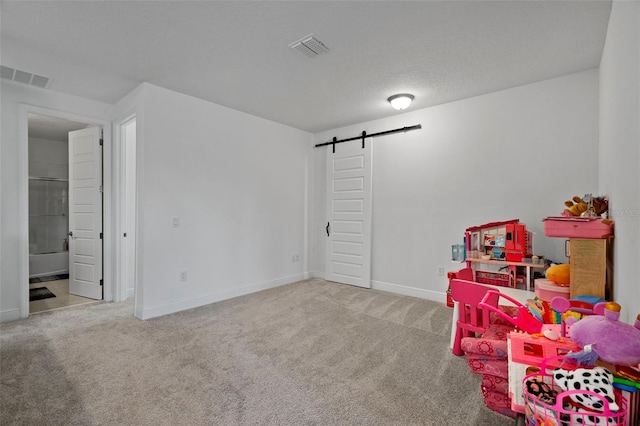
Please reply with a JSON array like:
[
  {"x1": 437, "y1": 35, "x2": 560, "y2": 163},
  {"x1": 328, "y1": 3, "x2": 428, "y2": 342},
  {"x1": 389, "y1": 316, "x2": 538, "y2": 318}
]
[
  {"x1": 326, "y1": 222, "x2": 330, "y2": 237},
  {"x1": 68, "y1": 231, "x2": 74, "y2": 239}
]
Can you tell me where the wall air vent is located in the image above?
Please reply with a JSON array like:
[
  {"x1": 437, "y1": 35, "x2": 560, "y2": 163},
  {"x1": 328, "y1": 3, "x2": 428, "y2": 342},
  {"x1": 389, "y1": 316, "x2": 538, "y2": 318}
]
[
  {"x1": 289, "y1": 34, "x2": 329, "y2": 59},
  {"x1": 1, "y1": 65, "x2": 50, "y2": 88}
]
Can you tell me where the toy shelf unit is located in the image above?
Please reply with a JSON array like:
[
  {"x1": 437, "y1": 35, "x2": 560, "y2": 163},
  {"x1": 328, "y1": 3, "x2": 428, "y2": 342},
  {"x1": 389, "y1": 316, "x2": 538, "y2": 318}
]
[
  {"x1": 465, "y1": 219, "x2": 541, "y2": 290},
  {"x1": 543, "y1": 216, "x2": 614, "y2": 300},
  {"x1": 466, "y1": 258, "x2": 546, "y2": 291}
]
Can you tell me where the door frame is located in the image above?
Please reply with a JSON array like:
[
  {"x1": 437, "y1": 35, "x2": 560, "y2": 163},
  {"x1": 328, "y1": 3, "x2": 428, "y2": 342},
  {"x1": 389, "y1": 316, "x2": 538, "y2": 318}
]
[
  {"x1": 18, "y1": 104, "x2": 115, "y2": 317},
  {"x1": 114, "y1": 113, "x2": 137, "y2": 302}
]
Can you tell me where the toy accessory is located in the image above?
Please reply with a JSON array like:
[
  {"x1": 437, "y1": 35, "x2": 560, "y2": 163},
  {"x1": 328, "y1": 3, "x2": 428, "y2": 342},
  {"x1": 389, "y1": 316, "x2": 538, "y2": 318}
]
[
  {"x1": 479, "y1": 290, "x2": 542, "y2": 334},
  {"x1": 545, "y1": 264, "x2": 570, "y2": 286}
]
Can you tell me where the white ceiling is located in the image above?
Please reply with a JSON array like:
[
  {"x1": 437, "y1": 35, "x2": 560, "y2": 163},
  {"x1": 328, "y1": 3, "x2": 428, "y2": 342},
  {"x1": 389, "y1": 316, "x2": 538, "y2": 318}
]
[{"x1": 1, "y1": 1, "x2": 612, "y2": 133}]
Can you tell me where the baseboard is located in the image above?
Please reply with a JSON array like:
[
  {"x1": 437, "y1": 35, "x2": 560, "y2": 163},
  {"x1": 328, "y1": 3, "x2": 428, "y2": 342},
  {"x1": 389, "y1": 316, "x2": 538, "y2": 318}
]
[
  {"x1": 308, "y1": 273, "x2": 445, "y2": 303},
  {"x1": 309, "y1": 271, "x2": 326, "y2": 280},
  {"x1": 371, "y1": 279, "x2": 445, "y2": 304},
  {"x1": 29, "y1": 270, "x2": 68, "y2": 279},
  {"x1": 137, "y1": 273, "x2": 309, "y2": 320},
  {"x1": 0, "y1": 308, "x2": 22, "y2": 323},
  {"x1": 126, "y1": 287, "x2": 134, "y2": 300}
]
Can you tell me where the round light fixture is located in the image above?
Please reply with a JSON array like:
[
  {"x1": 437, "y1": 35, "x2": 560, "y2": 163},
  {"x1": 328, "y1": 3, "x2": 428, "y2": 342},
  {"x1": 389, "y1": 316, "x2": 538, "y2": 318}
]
[{"x1": 387, "y1": 94, "x2": 414, "y2": 110}]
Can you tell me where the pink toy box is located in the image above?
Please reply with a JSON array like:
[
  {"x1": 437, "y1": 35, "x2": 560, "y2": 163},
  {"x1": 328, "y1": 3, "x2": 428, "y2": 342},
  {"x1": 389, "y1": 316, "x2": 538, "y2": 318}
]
[
  {"x1": 542, "y1": 216, "x2": 613, "y2": 239},
  {"x1": 508, "y1": 332, "x2": 581, "y2": 413}
]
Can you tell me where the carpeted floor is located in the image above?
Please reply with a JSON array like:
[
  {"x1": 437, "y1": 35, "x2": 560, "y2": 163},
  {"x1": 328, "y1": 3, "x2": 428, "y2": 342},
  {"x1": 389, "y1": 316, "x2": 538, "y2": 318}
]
[{"x1": 0, "y1": 278, "x2": 514, "y2": 425}]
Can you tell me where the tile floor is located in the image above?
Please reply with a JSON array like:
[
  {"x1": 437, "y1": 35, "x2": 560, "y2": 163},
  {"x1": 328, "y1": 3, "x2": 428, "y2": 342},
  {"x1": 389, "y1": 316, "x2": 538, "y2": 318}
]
[{"x1": 29, "y1": 279, "x2": 101, "y2": 314}]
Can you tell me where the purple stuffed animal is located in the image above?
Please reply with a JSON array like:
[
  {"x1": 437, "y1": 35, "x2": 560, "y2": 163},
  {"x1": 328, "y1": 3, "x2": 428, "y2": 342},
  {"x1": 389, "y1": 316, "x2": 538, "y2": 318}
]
[{"x1": 569, "y1": 303, "x2": 640, "y2": 367}]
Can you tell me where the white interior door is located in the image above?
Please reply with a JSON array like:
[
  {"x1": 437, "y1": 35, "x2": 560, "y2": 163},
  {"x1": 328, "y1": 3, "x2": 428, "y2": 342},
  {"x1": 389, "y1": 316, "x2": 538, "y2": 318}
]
[
  {"x1": 325, "y1": 139, "x2": 372, "y2": 288},
  {"x1": 68, "y1": 126, "x2": 103, "y2": 300}
]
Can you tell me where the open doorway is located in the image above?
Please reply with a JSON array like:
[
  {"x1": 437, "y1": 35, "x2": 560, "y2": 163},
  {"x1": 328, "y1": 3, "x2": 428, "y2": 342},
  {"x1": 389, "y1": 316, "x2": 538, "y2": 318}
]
[{"x1": 27, "y1": 113, "x2": 103, "y2": 313}]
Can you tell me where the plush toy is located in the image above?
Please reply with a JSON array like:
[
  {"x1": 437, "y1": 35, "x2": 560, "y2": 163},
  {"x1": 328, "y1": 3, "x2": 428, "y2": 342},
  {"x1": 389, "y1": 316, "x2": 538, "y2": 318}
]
[
  {"x1": 564, "y1": 196, "x2": 588, "y2": 216},
  {"x1": 568, "y1": 302, "x2": 640, "y2": 367},
  {"x1": 563, "y1": 194, "x2": 609, "y2": 217},
  {"x1": 592, "y1": 196, "x2": 609, "y2": 216},
  {"x1": 546, "y1": 264, "x2": 570, "y2": 286},
  {"x1": 553, "y1": 366, "x2": 619, "y2": 412}
]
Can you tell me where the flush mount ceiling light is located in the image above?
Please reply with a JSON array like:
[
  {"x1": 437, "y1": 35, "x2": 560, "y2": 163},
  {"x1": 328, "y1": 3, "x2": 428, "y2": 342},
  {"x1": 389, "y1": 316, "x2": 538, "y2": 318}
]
[{"x1": 387, "y1": 94, "x2": 414, "y2": 111}]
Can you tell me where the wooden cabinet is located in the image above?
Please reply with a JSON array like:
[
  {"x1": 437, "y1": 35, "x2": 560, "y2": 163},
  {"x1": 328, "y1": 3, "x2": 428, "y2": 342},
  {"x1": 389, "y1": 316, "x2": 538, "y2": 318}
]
[{"x1": 568, "y1": 238, "x2": 613, "y2": 299}]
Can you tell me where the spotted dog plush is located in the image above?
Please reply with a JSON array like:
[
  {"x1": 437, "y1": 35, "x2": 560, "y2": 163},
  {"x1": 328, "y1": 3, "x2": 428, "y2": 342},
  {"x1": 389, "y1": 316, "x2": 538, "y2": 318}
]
[
  {"x1": 553, "y1": 366, "x2": 619, "y2": 412},
  {"x1": 559, "y1": 404, "x2": 620, "y2": 426}
]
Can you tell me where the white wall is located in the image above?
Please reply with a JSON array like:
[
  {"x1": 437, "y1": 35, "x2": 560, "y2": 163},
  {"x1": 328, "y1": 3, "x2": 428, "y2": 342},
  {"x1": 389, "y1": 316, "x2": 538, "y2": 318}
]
[
  {"x1": 0, "y1": 81, "x2": 114, "y2": 321},
  {"x1": 129, "y1": 84, "x2": 312, "y2": 319},
  {"x1": 599, "y1": 1, "x2": 640, "y2": 321},
  {"x1": 312, "y1": 70, "x2": 600, "y2": 301},
  {"x1": 29, "y1": 137, "x2": 68, "y2": 180},
  {"x1": 3, "y1": 15, "x2": 635, "y2": 322},
  {"x1": 28, "y1": 137, "x2": 69, "y2": 257}
]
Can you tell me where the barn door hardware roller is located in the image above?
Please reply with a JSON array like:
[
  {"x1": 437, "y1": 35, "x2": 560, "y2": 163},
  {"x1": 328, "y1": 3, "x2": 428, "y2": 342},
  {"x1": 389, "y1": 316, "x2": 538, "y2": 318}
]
[{"x1": 314, "y1": 124, "x2": 422, "y2": 153}]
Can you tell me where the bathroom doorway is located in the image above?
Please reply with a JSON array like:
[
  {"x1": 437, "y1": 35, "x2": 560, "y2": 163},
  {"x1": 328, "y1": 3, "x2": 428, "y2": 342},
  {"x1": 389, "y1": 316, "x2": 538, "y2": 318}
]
[{"x1": 27, "y1": 113, "x2": 102, "y2": 313}]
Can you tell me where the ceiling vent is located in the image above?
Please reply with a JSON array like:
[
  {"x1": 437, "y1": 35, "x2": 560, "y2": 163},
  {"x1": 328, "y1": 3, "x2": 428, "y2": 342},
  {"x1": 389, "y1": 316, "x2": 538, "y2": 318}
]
[
  {"x1": 1, "y1": 65, "x2": 50, "y2": 88},
  {"x1": 289, "y1": 34, "x2": 329, "y2": 58}
]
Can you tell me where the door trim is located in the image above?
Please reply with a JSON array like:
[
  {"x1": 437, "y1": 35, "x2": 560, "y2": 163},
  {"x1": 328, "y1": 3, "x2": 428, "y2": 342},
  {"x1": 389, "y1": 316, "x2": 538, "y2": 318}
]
[
  {"x1": 18, "y1": 104, "x2": 114, "y2": 317},
  {"x1": 114, "y1": 113, "x2": 137, "y2": 303}
]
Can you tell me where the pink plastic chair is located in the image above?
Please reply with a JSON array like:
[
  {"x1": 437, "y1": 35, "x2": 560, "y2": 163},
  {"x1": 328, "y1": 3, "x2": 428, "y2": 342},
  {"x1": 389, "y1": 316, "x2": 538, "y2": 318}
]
[
  {"x1": 450, "y1": 279, "x2": 518, "y2": 418},
  {"x1": 450, "y1": 279, "x2": 501, "y2": 356},
  {"x1": 455, "y1": 267, "x2": 474, "y2": 281}
]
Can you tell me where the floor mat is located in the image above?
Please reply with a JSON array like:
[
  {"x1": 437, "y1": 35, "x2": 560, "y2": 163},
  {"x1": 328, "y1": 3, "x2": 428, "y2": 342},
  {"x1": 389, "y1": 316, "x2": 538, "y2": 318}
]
[{"x1": 29, "y1": 287, "x2": 56, "y2": 301}]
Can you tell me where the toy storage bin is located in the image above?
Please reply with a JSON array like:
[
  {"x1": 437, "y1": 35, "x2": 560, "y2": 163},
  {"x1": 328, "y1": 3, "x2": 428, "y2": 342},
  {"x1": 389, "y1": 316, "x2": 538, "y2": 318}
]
[
  {"x1": 522, "y1": 358, "x2": 628, "y2": 426},
  {"x1": 535, "y1": 279, "x2": 570, "y2": 302},
  {"x1": 543, "y1": 216, "x2": 614, "y2": 239},
  {"x1": 476, "y1": 270, "x2": 511, "y2": 287}
]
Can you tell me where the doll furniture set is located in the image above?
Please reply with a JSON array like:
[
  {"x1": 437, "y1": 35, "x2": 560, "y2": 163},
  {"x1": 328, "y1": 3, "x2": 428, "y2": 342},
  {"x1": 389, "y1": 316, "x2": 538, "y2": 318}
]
[{"x1": 463, "y1": 219, "x2": 545, "y2": 291}]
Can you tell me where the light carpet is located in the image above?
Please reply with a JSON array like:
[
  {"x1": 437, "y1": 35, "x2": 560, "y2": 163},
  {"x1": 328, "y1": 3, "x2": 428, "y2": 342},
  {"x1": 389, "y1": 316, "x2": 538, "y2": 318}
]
[{"x1": 0, "y1": 278, "x2": 513, "y2": 425}]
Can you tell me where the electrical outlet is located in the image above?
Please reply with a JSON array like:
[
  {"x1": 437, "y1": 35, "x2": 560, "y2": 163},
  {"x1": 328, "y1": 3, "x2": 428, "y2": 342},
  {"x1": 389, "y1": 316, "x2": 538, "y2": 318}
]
[
  {"x1": 292, "y1": 254, "x2": 300, "y2": 262},
  {"x1": 179, "y1": 270, "x2": 188, "y2": 282},
  {"x1": 437, "y1": 266, "x2": 444, "y2": 276},
  {"x1": 172, "y1": 217, "x2": 180, "y2": 228}
]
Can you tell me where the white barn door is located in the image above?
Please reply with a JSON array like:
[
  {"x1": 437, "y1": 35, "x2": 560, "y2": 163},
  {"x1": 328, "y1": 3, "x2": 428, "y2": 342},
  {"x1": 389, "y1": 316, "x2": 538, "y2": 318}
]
[
  {"x1": 68, "y1": 127, "x2": 103, "y2": 300},
  {"x1": 325, "y1": 139, "x2": 372, "y2": 288}
]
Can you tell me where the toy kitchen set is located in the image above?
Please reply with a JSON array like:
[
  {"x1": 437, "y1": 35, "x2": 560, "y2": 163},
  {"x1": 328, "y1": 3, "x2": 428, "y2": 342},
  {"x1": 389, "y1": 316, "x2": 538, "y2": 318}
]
[{"x1": 462, "y1": 219, "x2": 544, "y2": 290}]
